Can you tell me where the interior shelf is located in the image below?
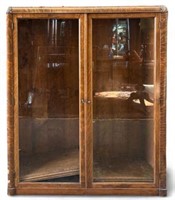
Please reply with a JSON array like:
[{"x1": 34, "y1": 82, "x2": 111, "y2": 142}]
[
  {"x1": 20, "y1": 149, "x2": 79, "y2": 182},
  {"x1": 94, "y1": 159, "x2": 153, "y2": 182}
]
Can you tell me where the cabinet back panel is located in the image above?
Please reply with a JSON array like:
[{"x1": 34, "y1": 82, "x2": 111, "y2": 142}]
[
  {"x1": 93, "y1": 119, "x2": 153, "y2": 162},
  {"x1": 19, "y1": 118, "x2": 79, "y2": 155}
]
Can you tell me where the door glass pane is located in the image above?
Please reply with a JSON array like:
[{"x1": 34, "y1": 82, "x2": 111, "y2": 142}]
[
  {"x1": 18, "y1": 19, "x2": 79, "y2": 182},
  {"x1": 93, "y1": 18, "x2": 154, "y2": 182}
]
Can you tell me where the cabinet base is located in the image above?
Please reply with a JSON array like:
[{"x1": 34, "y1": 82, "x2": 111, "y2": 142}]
[
  {"x1": 159, "y1": 189, "x2": 167, "y2": 197},
  {"x1": 9, "y1": 187, "x2": 166, "y2": 196},
  {"x1": 8, "y1": 187, "x2": 16, "y2": 196}
]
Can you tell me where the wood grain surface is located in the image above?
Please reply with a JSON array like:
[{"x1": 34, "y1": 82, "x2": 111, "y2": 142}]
[{"x1": 7, "y1": 6, "x2": 167, "y2": 196}]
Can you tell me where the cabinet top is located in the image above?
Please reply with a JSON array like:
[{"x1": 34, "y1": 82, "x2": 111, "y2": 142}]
[{"x1": 7, "y1": 6, "x2": 167, "y2": 14}]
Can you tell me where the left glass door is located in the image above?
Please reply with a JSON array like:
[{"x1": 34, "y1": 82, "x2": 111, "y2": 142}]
[{"x1": 18, "y1": 18, "x2": 80, "y2": 183}]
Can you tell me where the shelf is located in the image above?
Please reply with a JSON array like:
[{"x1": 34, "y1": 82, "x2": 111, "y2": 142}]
[
  {"x1": 94, "y1": 159, "x2": 153, "y2": 182},
  {"x1": 20, "y1": 149, "x2": 79, "y2": 182}
]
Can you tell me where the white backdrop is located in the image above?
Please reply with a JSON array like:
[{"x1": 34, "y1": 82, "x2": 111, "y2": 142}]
[{"x1": 0, "y1": 0, "x2": 174, "y2": 199}]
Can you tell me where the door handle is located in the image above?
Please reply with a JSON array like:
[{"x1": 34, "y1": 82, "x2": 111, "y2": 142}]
[{"x1": 81, "y1": 99, "x2": 91, "y2": 104}]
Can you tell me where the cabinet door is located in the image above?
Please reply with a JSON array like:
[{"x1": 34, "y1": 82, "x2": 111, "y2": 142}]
[
  {"x1": 15, "y1": 14, "x2": 85, "y2": 185},
  {"x1": 88, "y1": 14, "x2": 157, "y2": 186}
]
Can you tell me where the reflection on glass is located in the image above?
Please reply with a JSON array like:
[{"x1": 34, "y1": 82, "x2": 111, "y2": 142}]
[
  {"x1": 18, "y1": 19, "x2": 79, "y2": 182},
  {"x1": 93, "y1": 18, "x2": 154, "y2": 182},
  {"x1": 110, "y1": 19, "x2": 129, "y2": 58}
]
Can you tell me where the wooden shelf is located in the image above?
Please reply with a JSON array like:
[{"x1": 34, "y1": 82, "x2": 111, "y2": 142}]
[
  {"x1": 20, "y1": 149, "x2": 79, "y2": 182},
  {"x1": 94, "y1": 159, "x2": 153, "y2": 182}
]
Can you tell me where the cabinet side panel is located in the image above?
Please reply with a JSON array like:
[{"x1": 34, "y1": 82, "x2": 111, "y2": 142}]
[
  {"x1": 159, "y1": 11, "x2": 167, "y2": 196},
  {"x1": 7, "y1": 13, "x2": 16, "y2": 195}
]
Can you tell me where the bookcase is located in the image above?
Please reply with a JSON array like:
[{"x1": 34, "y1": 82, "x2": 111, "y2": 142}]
[{"x1": 7, "y1": 6, "x2": 167, "y2": 196}]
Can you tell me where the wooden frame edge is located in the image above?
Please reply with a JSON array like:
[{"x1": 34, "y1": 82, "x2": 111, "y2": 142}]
[
  {"x1": 158, "y1": 11, "x2": 168, "y2": 196},
  {"x1": 14, "y1": 187, "x2": 160, "y2": 195},
  {"x1": 7, "y1": 6, "x2": 168, "y2": 14},
  {"x1": 7, "y1": 13, "x2": 16, "y2": 196}
]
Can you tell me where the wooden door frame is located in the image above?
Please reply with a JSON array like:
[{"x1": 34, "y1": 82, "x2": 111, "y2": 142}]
[
  {"x1": 7, "y1": 12, "x2": 86, "y2": 194},
  {"x1": 86, "y1": 12, "x2": 167, "y2": 194}
]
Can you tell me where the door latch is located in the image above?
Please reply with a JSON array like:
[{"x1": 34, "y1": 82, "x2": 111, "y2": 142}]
[{"x1": 81, "y1": 99, "x2": 91, "y2": 104}]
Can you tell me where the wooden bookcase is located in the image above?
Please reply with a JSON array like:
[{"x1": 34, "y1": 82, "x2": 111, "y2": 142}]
[{"x1": 7, "y1": 6, "x2": 167, "y2": 196}]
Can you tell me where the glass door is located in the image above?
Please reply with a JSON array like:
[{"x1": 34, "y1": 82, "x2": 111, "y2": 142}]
[
  {"x1": 91, "y1": 16, "x2": 155, "y2": 183},
  {"x1": 18, "y1": 16, "x2": 82, "y2": 183}
]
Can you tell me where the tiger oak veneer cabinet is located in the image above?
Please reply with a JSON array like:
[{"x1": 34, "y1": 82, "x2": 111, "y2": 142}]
[{"x1": 7, "y1": 6, "x2": 167, "y2": 196}]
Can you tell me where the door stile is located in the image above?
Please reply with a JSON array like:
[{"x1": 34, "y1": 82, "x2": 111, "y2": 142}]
[
  {"x1": 154, "y1": 13, "x2": 161, "y2": 187},
  {"x1": 79, "y1": 14, "x2": 86, "y2": 187},
  {"x1": 84, "y1": 14, "x2": 93, "y2": 188},
  {"x1": 13, "y1": 15, "x2": 20, "y2": 186}
]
